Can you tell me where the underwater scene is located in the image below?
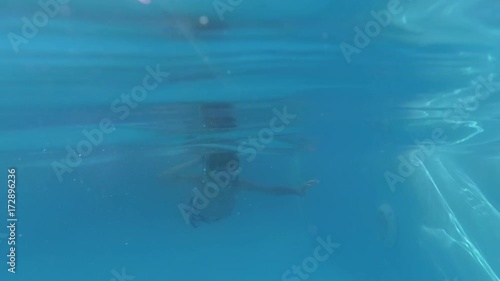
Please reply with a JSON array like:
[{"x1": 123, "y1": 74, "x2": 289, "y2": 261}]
[{"x1": 1, "y1": 0, "x2": 500, "y2": 280}]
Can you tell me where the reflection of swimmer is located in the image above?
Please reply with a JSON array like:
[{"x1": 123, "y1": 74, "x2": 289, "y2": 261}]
[
  {"x1": 163, "y1": 152, "x2": 319, "y2": 227},
  {"x1": 162, "y1": 102, "x2": 319, "y2": 227}
]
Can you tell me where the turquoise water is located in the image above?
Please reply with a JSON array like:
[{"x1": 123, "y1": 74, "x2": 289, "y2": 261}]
[{"x1": 2, "y1": 0, "x2": 500, "y2": 280}]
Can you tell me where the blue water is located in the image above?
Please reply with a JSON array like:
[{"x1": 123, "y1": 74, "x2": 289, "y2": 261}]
[{"x1": 1, "y1": 0, "x2": 500, "y2": 280}]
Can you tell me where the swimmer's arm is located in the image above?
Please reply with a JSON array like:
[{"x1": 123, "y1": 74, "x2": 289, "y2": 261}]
[
  {"x1": 159, "y1": 157, "x2": 202, "y2": 179},
  {"x1": 173, "y1": 174, "x2": 202, "y2": 182},
  {"x1": 238, "y1": 179, "x2": 319, "y2": 196},
  {"x1": 159, "y1": 173, "x2": 202, "y2": 186}
]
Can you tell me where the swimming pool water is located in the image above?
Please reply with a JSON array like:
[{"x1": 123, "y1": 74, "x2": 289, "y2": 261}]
[{"x1": 1, "y1": 0, "x2": 500, "y2": 280}]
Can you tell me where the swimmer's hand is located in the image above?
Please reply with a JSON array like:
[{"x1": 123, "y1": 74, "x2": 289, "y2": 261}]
[{"x1": 297, "y1": 179, "x2": 320, "y2": 196}]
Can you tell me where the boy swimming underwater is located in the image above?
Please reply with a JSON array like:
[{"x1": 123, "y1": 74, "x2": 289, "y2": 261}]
[
  {"x1": 164, "y1": 151, "x2": 319, "y2": 227},
  {"x1": 163, "y1": 102, "x2": 318, "y2": 227}
]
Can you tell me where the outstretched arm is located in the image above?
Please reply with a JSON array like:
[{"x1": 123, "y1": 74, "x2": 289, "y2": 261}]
[
  {"x1": 238, "y1": 179, "x2": 319, "y2": 196},
  {"x1": 159, "y1": 157, "x2": 203, "y2": 185},
  {"x1": 159, "y1": 157, "x2": 202, "y2": 177}
]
